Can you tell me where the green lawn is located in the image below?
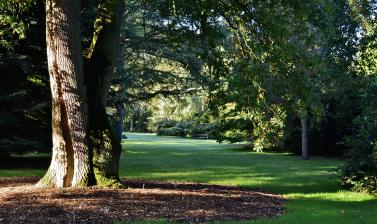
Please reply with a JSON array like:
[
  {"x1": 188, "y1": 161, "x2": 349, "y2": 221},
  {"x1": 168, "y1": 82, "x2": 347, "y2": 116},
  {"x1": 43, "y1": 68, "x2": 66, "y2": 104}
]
[
  {"x1": 1, "y1": 133, "x2": 377, "y2": 223},
  {"x1": 121, "y1": 133, "x2": 377, "y2": 224}
]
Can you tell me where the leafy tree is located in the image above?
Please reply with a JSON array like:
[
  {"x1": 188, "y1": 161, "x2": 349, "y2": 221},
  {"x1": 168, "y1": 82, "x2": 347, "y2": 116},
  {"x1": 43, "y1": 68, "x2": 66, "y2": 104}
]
[
  {"x1": 0, "y1": 0, "x2": 36, "y2": 50},
  {"x1": 340, "y1": 1, "x2": 377, "y2": 193}
]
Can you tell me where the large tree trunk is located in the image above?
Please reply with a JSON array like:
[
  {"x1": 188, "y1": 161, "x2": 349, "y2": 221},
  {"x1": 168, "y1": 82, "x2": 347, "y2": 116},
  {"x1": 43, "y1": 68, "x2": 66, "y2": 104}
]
[
  {"x1": 84, "y1": 0, "x2": 125, "y2": 187},
  {"x1": 37, "y1": 0, "x2": 92, "y2": 187},
  {"x1": 38, "y1": 0, "x2": 125, "y2": 188}
]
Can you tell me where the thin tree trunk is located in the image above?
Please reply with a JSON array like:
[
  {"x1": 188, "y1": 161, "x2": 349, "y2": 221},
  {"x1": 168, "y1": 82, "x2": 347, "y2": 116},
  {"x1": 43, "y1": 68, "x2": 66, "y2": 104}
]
[
  {"x1": 130, "y1": 115, "x2": 134, "y2": 132},
  {"x1": 37, "y1": 0, "x2": 92, "y2": 187},
  {"x1": 201, "y1": 96, "x2": 205, "y2": 113},
  {"x1": 301, "y1": 116, "x2": 309, "y2": 160}
]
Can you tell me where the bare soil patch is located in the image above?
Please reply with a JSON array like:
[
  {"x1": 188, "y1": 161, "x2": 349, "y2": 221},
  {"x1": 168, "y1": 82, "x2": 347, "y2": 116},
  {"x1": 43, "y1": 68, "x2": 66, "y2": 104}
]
[{"x1": 0, "y1": 177, "x2": 285, "y2": 223}]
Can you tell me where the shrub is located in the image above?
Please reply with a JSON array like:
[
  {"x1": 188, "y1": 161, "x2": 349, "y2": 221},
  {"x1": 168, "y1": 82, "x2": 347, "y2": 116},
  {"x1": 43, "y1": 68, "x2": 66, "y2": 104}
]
[
  {"x1": 340, "y1": 114, "x2": 377, "y2": 194},
  {"x1": 222, "y1": 129, "x2": 250, "y2": 144},
  {"x1": 152, "y1": 120, "x2": 216, "y2": 138},
  {"x1": 153, "y1": 119, "x2": 177, "y2": 135},
  {"x1": 191, "y1": 123, "x2": 214, "y2": 135}
]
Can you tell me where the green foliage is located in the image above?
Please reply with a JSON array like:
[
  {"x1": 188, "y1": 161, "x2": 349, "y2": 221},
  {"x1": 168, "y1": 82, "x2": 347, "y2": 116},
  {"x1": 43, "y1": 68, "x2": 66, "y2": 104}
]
[
  {"x1": 190, "y1": 123, "x2": 215, "y2": 136},
  {"x1": 151, "y1": 119, "x2": 215, "y2": 138},
  {"x1": 340, "y1": 6, "x2": 377, "y2": 193},
  {"x1": 0, "y1": 56, "x2": 51, "y2": 156},
  {"x1": 222, "y1": 129, "x2": 249, "y2": 144},
  {"x1": 153, "y1": 119, "x2": 178, "y2": 136},
  {"x1": 118, "y1": 0, "x2": 374, "y2": 162},
  {"x1": 358, "y1": 21, "x2": 377, "y2": 77},
  {"x1": 157, "y1": 126, "x2": 186, "y2": 137},
  {"x1": 0, "y1": 1, "x2": 50, "y2": 156},
  {"x1": 0, "y1": 0, "x2": 36, "y2": 51},
  {"x1": 340, "y1": 85, "x2": 377, "y2": 194},
  {"x1": 341, "y1": 112, "x2": 377, "y2": 192},
  {"x1": 200, "y1": 0, "x2": 334, "y2": 152}
]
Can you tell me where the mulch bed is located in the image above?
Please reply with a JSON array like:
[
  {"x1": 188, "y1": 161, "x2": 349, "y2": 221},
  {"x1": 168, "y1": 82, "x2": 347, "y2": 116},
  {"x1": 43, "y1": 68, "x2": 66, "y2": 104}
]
[{"x1": 0, "y1": 177, "x2": 285, "y2": 223}]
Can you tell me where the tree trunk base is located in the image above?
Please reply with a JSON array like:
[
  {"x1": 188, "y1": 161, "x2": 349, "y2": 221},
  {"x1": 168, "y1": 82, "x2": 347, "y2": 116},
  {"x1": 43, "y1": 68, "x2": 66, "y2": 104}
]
[
  {"x1": 35, "y1": 171, "x2": 123, "y2": 188},
  {"x1": 94, "y1": 175, "x2": 123, "y2": 188}
]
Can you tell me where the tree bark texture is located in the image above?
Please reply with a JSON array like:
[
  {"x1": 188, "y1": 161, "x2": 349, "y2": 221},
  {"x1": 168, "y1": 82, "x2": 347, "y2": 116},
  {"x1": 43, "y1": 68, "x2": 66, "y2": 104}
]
[
  {"x1": 38, "y1": 0, "x2": 125, "y2": 188},
  {"x1": 37, "y1": 0, "x2": 92, "y2": 187}
]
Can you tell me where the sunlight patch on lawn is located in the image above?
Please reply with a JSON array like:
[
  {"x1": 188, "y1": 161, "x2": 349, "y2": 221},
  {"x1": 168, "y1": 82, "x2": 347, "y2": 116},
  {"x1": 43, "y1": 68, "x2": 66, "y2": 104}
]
[{"x1": 289, "y1": 191, "x2": 377, "y2": 202}]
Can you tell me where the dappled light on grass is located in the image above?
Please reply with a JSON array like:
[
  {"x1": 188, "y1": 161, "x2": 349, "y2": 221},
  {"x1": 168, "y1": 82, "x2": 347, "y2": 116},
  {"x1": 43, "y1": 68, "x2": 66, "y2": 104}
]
[{"x1": 122, "y1": 133, "x2": 341, "y2": 195}]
